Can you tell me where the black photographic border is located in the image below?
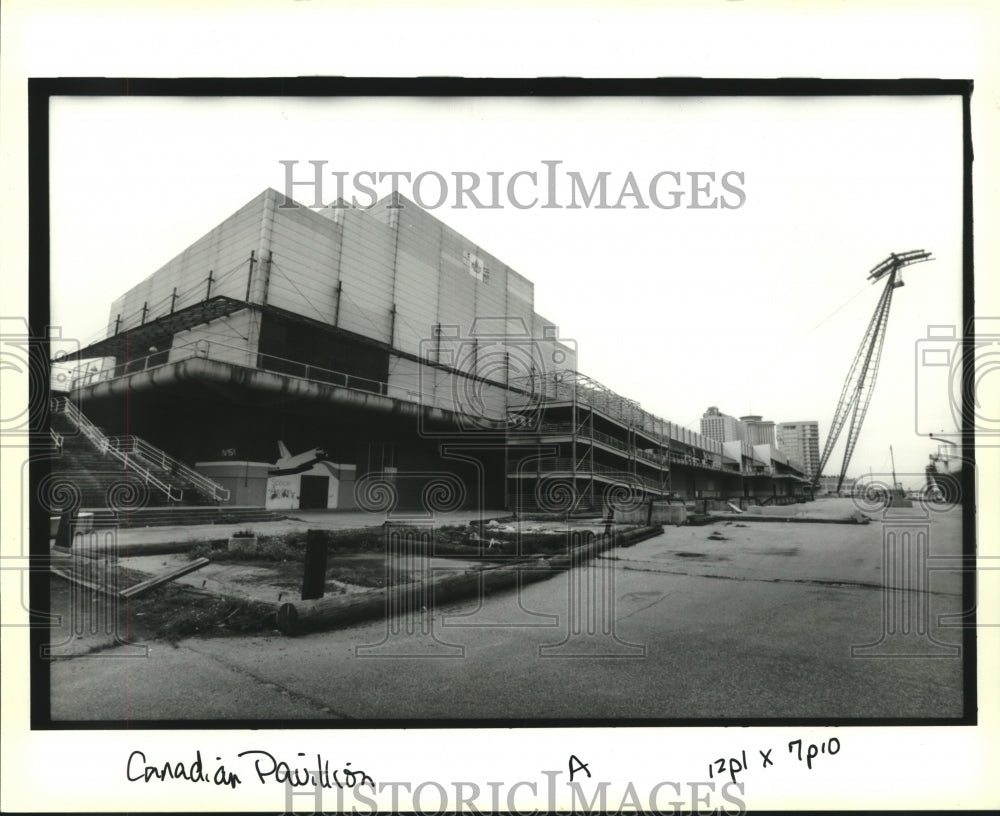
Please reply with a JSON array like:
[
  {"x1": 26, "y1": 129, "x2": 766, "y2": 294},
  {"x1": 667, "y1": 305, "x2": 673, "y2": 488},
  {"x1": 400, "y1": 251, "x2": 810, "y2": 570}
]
[{"x1": 27, "y1": 76, "x2": 977, "y2": 731}]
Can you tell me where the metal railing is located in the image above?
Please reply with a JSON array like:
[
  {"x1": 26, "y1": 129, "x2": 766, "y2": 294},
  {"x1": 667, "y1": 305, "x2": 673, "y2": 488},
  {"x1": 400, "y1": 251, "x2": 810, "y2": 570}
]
[
  {"x1": 62, "y1": 340, "x2": 741, "y2": 472},
  {"x1": 510, "y1": 459, "x2": 667, "y2": 492},
  {"x1": 532, "y1": 421, "x2": 715, "y2": 471},
  {"x1": 106, "y1": 435, "x2": 230, "y2": 503},
  {"x1": 52, "y1": 397, "x2": 184, "y2": 503},
  {"x1": 511, "y1": 369, "x2": 726, "y2": 457},
  {"x1": 65, "y1": 339, "x2": 482, "y2": 416},
  {"x1": 50, "y1": 427, "x2": 63, "y2": 452}
]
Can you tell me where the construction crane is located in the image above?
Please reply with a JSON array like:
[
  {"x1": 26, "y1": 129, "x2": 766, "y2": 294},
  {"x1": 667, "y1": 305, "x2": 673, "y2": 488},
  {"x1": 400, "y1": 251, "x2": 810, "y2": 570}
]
[{"x1": 812, "y1": 250, "x2": 933, "y2": 493}]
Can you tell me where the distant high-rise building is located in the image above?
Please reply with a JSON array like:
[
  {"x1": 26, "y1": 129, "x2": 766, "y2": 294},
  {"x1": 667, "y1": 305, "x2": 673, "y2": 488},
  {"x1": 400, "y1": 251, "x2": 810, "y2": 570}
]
[
  {"x1": 701, "y1": 406, "x2": 744, "y2": 443},
  {"x1": 740, "y1": 415, "x2": 776, "y2": 447},
  {"x1": 776, "y1": 421, "x2": 821, "y2": 478}
]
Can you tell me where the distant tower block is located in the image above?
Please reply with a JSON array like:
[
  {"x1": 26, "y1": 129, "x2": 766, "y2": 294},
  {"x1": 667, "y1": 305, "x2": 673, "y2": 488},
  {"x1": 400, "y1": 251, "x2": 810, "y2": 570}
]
[
  {"x1": 852, "y1": 518, "x2": 959, "y2": 658},
  {"x1": 355, "y1": 522, "x2": 463, "y2": 658},
  {"x1": 539, "y1": 530, "x2": 645, "y2": 658}
]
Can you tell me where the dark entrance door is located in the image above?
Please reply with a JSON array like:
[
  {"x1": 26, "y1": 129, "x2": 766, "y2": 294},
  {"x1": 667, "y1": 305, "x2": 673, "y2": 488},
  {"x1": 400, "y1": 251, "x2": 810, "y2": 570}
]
[{"x1": 299, "y1": 475, "x2": 329, "y2": 509}]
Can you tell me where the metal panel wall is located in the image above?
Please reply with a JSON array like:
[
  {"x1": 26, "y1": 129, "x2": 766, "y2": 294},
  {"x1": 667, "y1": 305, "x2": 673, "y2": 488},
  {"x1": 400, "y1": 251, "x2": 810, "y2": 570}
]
[
  {"x1": 505, "y1": 270, "x2": 534, "y2": 333},
  {"x1": 436, "y1": 226, "x2": 478, "y2": 335},
  {"x1": 530, "y1": 312, "x2": 578, "y2": 381},
  {"x1": 108, "y1": 190, "x2": 267, "y2": 335},
  {"x1": 391, "y1": 204, "x2": 443, "y2": 358},
  {"x1": 168, "y1": 309, "x2": 258, "y2": 367},
  {"x1": 336, "y1": 207, "x2": 396, "y2": 344},
  {"x1": 434, "y1": 226, "x2": 478, "y2": 389},
  {"x1": 266, "y1": 204, "x2": 343, "y2": 323},
  {"x1": 470, "y1": 247, "x2": 508, "y2": 382}
]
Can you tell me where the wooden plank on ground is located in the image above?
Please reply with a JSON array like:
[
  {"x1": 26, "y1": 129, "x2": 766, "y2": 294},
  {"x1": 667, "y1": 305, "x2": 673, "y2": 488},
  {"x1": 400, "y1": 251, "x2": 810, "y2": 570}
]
[
  {"x1": 119, "y1": 557, "x2": 211, "y2": 598},
  {"x1": 50, "y1": 565, "x2": 120, "y2": 597}
]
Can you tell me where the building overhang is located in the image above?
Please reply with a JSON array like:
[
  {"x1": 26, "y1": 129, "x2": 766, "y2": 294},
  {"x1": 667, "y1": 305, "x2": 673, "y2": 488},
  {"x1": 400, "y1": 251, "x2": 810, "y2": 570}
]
[
  {"x1": 772, "y1": 473, "x2": 811, "y2": 482},
  {"x1": 72, "y1": 355, "x2": 508, "y2": 433},
  {"x1": 60, "y1": 296, "x2": 251, "y2": 362}
]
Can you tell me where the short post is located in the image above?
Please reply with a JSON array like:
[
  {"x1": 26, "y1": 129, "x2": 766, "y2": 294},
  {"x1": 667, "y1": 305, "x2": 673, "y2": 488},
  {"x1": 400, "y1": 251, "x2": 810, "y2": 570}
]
[
  {"x1": 54, "y1": 507, "x2": 79, "y2": 551},
  {"x1": 300, "y1": 529, "x2": 328, "y2": 600}
]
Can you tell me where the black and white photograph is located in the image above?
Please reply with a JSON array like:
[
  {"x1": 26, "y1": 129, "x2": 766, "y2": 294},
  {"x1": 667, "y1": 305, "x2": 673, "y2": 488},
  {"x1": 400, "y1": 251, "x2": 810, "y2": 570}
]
[
  {"x1": 2, "y1": 3, "x2": 999, "y2": 815},
  {"x1": 37, "y1": 84, "x2": 971, "y2": 726}
]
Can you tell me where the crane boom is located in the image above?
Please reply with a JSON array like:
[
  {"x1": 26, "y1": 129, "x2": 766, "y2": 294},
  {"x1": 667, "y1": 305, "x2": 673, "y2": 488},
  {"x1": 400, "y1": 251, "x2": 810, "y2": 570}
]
[{"x1": 812, "y1": 250, "x2": 933, "y2": 493}]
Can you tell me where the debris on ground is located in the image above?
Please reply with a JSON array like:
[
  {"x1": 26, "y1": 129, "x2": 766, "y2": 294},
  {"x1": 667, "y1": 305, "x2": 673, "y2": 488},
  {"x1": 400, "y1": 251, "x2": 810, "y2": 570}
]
[{"x1": 707, "y1": 532, "x2": 728, "y2": 541}]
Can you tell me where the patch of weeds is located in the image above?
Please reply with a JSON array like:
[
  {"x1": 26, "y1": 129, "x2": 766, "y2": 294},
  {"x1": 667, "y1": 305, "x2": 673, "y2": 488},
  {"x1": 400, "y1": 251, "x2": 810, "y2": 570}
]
[
  {"x1": 187, "y1": 534, "x2": 306, "y2": 564},
  {"x1": 126, "y1": 584, "x2": 277, "y2": 641},
  {"x1": 327, "y1": 558, "x2": 412, "y2": 588},
  {"x1": 187, "y1": 539, "x2": 228, "y2": 560},
  {"x1": 231, "y1": 528, "x2": 257, "y2": 538}
]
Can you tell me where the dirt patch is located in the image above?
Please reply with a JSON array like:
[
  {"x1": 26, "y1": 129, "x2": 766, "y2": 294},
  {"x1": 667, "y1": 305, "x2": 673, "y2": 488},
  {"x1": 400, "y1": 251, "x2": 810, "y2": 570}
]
[
  {"x1": 50, "y1": 572, "x2": 279, "y2": 645},
  {"x1": 132, "y1": 587, "x2": 279, "y2": 641},
  {"x1": 55, "y1": 523, "x2": 637, "y2": 644},
  {"x1": 180, "y1": 525, "x2": 608, "y2": 595},
  {"x1": 754, "y1": 546, "x2": 801, "y2": 557}
]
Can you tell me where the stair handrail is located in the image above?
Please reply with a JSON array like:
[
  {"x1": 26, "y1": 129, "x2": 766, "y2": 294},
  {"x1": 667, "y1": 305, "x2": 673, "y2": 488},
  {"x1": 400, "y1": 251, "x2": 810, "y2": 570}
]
[
  {"x1": 53, "y1": 398, "x2": 185, "y2": 503},
  {"x1": 106, "y1": 434, "x2": 230, "y2": 503}
]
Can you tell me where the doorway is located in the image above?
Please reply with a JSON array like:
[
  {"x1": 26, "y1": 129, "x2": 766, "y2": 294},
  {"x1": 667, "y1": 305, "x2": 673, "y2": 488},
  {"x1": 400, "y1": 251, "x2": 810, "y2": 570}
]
[{"x1": 299, "y1": 475, "x2": 330, "y2": 509}]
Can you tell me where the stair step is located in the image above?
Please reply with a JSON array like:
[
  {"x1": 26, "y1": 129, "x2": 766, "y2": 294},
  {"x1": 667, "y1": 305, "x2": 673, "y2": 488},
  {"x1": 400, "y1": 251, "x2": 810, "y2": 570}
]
[
  {"x1": 111, "y1": 507, "x2": 287, "y2": 528},
  {"x1": 51, "y1": 401, "x2": 229, "y2": 512}
]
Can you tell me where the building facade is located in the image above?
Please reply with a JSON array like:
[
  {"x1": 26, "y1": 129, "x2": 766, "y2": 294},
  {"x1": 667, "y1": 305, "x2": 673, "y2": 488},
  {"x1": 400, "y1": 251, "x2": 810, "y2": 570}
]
[
  {"x1": 700, "y1": 406, "x2": 744, "y2": 444},
  {"x1": 739, "y1": 415, "x2": 776, "y2": 448},
  {"x1": 58, "y1": 189, "x2": 809, "y2": 512},
  {"x1": 776, "y1": 421, "x2": 821, "y2": 480}
]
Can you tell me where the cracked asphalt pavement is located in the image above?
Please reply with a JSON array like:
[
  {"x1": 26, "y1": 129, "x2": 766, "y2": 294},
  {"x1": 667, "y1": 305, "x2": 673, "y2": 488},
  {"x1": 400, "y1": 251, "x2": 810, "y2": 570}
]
[{"x1": 48, "y1": 500, "x2": 966, "y2": 721}]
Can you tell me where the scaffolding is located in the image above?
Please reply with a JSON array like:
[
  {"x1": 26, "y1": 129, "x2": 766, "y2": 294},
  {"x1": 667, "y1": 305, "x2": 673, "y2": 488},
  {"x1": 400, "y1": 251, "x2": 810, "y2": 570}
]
[{"x1": 507, "y1": 369, "x2": 675, "y2": 512}]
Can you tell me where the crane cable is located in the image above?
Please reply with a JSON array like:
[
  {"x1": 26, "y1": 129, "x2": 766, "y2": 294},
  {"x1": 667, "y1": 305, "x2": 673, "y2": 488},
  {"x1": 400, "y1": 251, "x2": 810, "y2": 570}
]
[{"x1": 681, "y1": 279, "x2": 873, "y2": 429}]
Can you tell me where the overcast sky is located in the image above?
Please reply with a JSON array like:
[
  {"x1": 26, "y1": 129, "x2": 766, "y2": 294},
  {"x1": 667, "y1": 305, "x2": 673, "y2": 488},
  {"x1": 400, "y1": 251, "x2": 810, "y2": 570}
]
[{"x1": 49, "y1": 94, "x2": 963, "y2": 486}]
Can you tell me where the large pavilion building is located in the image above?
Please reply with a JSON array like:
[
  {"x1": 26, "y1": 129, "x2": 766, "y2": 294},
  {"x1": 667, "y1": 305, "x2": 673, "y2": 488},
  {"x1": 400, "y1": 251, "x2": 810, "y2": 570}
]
[{"x1": 56, "y1": 189, "x2": 808, "y2": 513}]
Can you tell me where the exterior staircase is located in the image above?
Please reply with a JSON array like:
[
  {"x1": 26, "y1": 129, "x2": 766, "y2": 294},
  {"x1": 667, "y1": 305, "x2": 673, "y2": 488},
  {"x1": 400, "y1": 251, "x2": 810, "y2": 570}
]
[
  {"x1": 49, "y1": 409, "x2": 184, "y2": 510},
  {"x1": 48, "y1": 398, "x2": 285, "y2": 527}
]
